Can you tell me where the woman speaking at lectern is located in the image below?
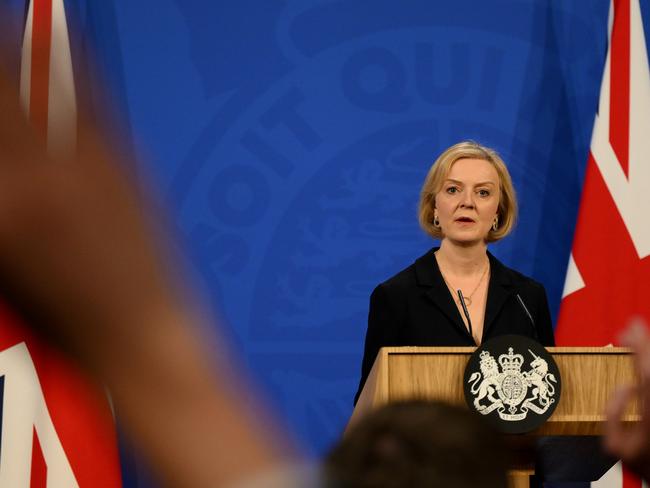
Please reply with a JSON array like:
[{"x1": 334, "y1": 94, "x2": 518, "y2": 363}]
[{"x1": 354, "y1": 141, "x2": 555, "y2": 404}]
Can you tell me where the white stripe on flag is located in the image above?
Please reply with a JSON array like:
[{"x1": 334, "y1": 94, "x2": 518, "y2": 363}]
[
  {"x1": 18, "y1": 0, "x2": 34, "y2": 113},
  {"x1": 590, "y1": 0, "x2": 650, "y2": 260},
  {"x1": 562, "y1": 252, "x2": 585, "y2": 298},
  {"x1": 0, "y1": 344, "x2": 78, "y2": 487},
  {"x1": 47, "y1": 0, "x2": 76, "y2": 159},
  {"x1": 592, "y1": 461, "x2": 622, "y2": 487},
  {"x1": 19, "y1": 0, "x2": 77, "y2": 159}
]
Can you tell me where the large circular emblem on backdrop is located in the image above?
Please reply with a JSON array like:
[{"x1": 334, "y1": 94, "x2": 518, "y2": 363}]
[{"x1": 463, "y1": 335, "x2": 561, "y2": 434}]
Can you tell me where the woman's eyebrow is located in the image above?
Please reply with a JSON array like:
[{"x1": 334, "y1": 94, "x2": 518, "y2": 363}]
[{"x1": 443, "y1": 179, "x2": 496, "y2": 186}]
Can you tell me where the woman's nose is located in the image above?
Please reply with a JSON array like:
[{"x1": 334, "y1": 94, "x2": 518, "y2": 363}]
[{"x1": 459, "y1": 191, "x2": 475, "y2": 208}]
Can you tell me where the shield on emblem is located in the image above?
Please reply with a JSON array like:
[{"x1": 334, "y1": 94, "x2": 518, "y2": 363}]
[{"x1": 500, "y1": 372, "x2": 527, "y2": 408}]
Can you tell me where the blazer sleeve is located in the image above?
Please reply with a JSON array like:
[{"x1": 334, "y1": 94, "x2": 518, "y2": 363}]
[
  {"x1": 353, "y1": 283, "x2": 399, "y2": 405},
  {"x1": 535, "y1": 284, "x2": 555, "y2": 346}
]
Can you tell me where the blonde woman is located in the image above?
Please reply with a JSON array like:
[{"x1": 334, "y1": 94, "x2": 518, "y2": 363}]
[{"x1": 354, "y1": 141, "x2": 554, "y2": 404}]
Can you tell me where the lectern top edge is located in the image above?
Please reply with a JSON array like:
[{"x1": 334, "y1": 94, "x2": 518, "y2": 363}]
[{"x1": 379, "y1": 346, "x2": 632, "y2": 355}]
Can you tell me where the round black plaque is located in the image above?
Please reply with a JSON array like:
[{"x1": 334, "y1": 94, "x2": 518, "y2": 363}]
[{"x1": 463, "y1": 334, "x2": 561, "y2": 434}]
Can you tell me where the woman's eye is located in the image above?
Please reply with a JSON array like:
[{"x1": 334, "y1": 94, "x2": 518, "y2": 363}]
[
  {"x1": 478, "y1": 189, "x2": 490, "y2": 197},
  {"x1": 446, "y1": 186, "x2": 458, "y2": 194}
]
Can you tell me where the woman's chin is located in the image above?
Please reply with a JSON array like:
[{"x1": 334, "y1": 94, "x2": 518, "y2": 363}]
[{"x1": 443, "y1": 235, "x2": 487, "y2": 248}]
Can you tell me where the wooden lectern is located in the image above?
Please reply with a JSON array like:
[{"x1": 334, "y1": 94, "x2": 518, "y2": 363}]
[{"x1": 348, "y1": 346, "x2": 639, "y2": 488}]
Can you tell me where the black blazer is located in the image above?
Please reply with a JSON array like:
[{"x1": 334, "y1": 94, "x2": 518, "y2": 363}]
[{"x1": 354, "y1": 247, "x2": 555, "y2": 404}]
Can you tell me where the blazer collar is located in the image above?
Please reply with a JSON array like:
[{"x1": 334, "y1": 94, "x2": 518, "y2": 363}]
[
  {"x1": 483, "y1": 251, "x2": 516, "y2": 337},
  {"x1": 414, "y1": 247, "x2": 516, "y2": 342}
]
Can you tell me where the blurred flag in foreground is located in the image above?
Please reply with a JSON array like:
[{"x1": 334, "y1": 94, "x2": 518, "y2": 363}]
[{"x1": 0, "y1": 0, "x2": 122, "y2": 485}]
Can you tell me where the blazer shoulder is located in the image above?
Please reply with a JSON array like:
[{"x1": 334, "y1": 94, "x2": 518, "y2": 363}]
[
  {"x1": 372, "y1": 263, "x2": 418, "y2": 304},
  {"x1": 511, "y1": 270, "x2": 546, "y2": 295},
  {"x1": 493, "y1": 257, "x2": 545, "y2": 293},
  {"x1": 375, "y1": 247, "x2": 437, "y2": 292}
]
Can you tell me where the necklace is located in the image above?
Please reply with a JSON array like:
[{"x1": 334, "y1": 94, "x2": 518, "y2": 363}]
[{"x1": 438, "y1": 260, "x2": 489, "y2": 307}]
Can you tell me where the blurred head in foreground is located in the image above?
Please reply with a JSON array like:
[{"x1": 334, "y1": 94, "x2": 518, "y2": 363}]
[{"x1": 325, "y1": 400, "x2": 507, "y2": 488}]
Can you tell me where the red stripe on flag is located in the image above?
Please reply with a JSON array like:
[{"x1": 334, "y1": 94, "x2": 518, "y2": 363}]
[
  {"x1": 555, "y1": 153, "x2": 650, "y2": 344},
  {"x1": 30, "y1": 0, "x2": 52, "y2": 140},
  {"x1": 622, "y1": 464, "x2": 643, "y2": 487},
  {"x1": 610, "y1": 0, "x2": 631, "y2": 177},
  {"x1": 0, "y1": 304, "x2": 123, "y2": 487},
  {"x1": 35, "y1": 342, "x2": 123, "y2": 487},
  {"x1": 30, "y1": 428, "x2": 46, "y2": 488}
]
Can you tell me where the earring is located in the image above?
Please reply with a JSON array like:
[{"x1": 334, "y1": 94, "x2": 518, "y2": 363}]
[
  {"x1": 492, "y1": 217, "x2": 499, "y2": 231},
  {"x1": 434, "y1": 215, "x2": 440, "y2": 227}
]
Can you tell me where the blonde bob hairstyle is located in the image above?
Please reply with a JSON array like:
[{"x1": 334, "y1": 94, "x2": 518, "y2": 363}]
[{"x1": 418, "y1": 141, "x2": 517, "y2": 243}]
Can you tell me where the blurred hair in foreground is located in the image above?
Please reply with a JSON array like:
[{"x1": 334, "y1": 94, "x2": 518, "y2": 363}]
[{"x1": 325, "y1": 400, "x2": 508, "y2": 488}]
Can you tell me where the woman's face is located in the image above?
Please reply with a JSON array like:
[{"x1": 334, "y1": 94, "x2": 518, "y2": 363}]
[{"x1": 434, "y1": 158, "x2": 500, "y2": 246}]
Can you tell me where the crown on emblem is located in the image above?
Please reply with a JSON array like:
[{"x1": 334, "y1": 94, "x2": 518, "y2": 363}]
[{"x1": 498, "y1": 347, "x2": 524, "y2": 372}]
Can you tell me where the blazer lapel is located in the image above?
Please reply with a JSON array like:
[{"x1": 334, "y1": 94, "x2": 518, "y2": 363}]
[
  {"x1": 415, "y1": 248, "x2": 473, "y2": 340},
  {"x1": 483, "y1": 251, "x2": 515, "y2": 339}
]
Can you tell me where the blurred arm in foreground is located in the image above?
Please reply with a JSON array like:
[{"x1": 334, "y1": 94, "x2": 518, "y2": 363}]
[
  {"x1": 0, "y1": 51, "x2": 299, "y2": 487},
  {"x1": 605, "y1": 320, "x2": 650, "y2": 481}
]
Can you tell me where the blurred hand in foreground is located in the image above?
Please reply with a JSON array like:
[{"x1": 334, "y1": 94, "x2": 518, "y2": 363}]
[
  {"x1": 0, "y1": 49, "x2": 296, "y2": 487},
  {"x1": 605, "y1": 319, "x2": 650, "y2": 481}
]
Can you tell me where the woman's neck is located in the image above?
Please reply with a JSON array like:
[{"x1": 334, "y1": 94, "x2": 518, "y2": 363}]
[{"x1": 436, "y1": 240, "x2": 488, "y2": 276}]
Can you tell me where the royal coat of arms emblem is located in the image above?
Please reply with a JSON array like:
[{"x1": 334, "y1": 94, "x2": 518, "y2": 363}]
[{"x1": 463, "y1": 335, "x2": 561, "y2": 433}]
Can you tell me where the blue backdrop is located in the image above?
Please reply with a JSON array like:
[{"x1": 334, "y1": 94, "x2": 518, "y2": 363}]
[{"x1": 11, "y1": 0, "x2": 650, "y2": 485}]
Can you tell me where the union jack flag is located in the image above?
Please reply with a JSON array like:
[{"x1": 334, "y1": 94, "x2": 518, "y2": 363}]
[
  {"x1": 0, "y1": 0, "x2": 123, "y2": 485},
  {"x1": 556, "y1": 0, "x2": 650, "y2": 487}
]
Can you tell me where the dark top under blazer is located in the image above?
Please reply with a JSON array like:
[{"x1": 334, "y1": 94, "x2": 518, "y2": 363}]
[{"x1": 354, "y1": 247, "x2": 555, "y2": 405}]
